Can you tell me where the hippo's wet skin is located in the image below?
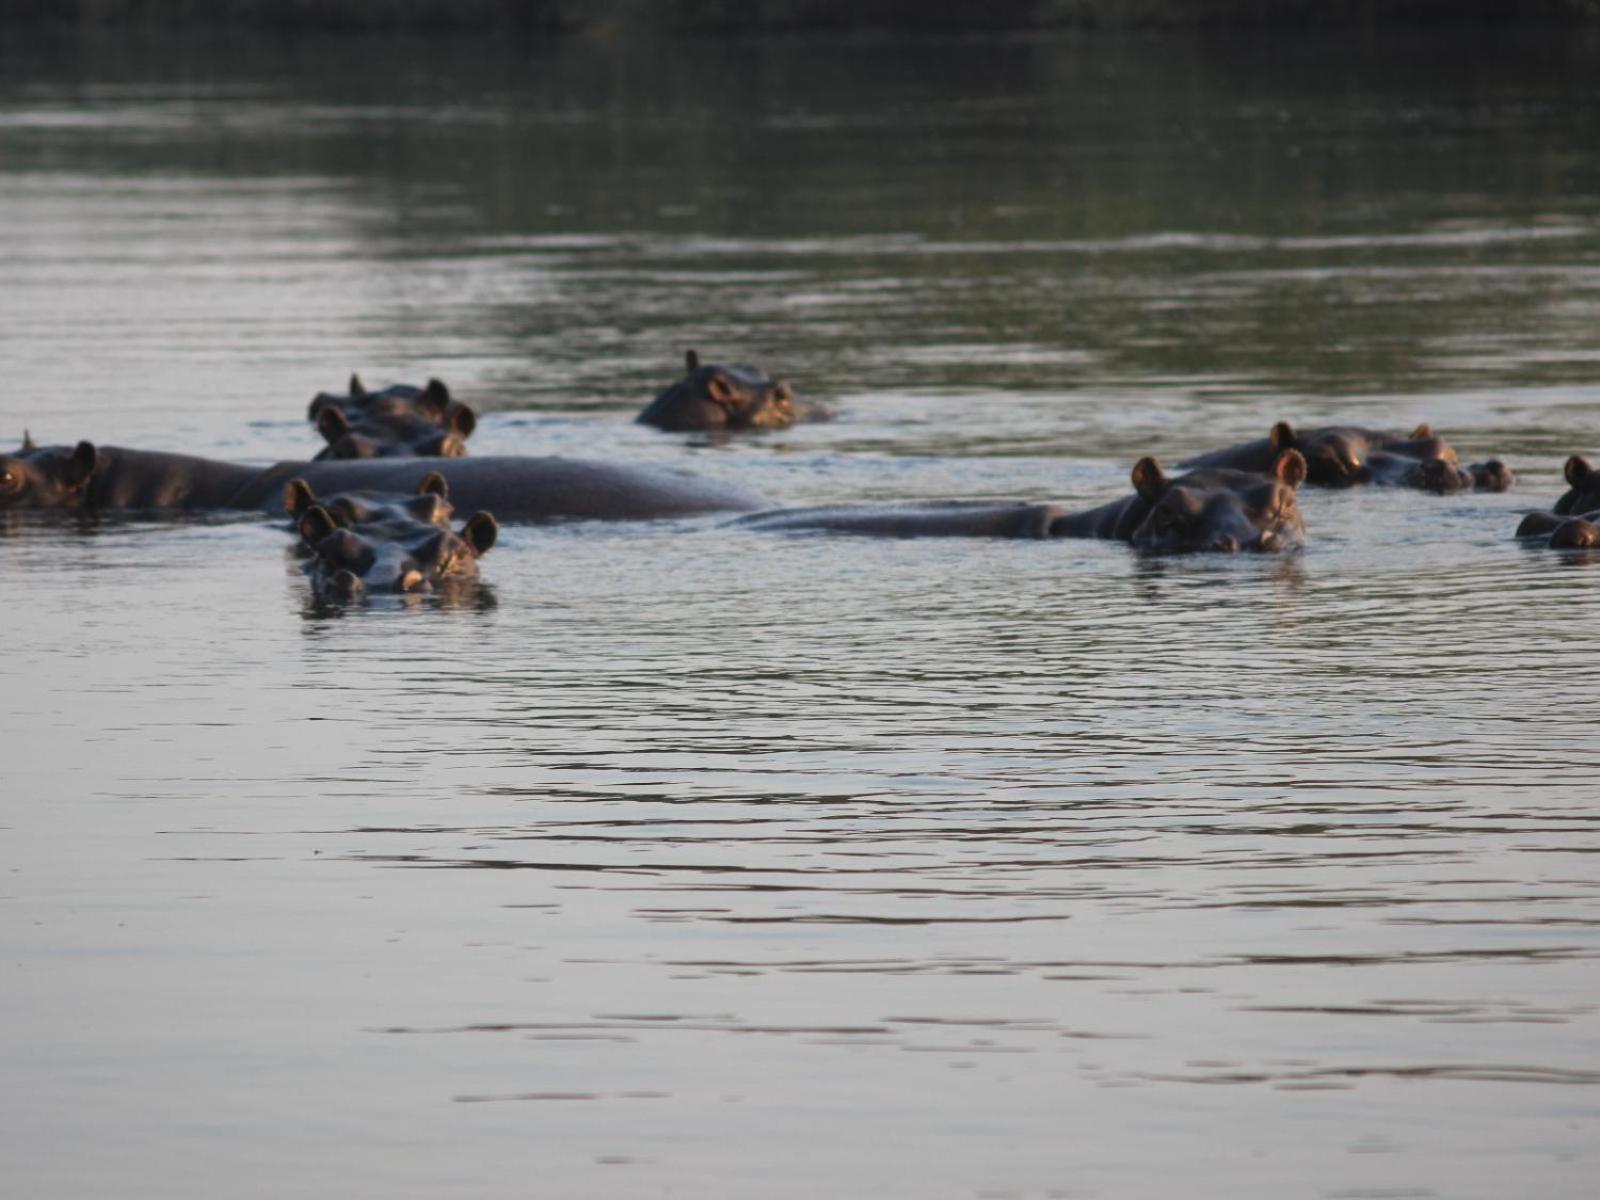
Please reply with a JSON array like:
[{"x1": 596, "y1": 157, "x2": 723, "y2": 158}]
[
  {"x1": 308, "y1": 375, "x2": 478, "y2": 460},
  {"x1": 735, "y1": 449, "x2": 1309, "y2": 555},
  {"x1": 1, "y1": 440, "x2": 771, "y2": 522},
  {"x1": 1183, "y1": 421, "x2": 1511, "y2": 493},
  {"x1": 637, "y1": 350, "x2": 832, "y2": 433}
]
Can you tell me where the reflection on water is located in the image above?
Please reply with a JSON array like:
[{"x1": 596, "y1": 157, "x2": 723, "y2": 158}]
[{"x1": 2, "y1": 24, "x2": 1599, "y2": 1200}]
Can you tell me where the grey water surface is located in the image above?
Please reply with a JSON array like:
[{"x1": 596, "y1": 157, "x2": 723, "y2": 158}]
[{"x1": 2, "y1": 26, "x2": 1598, "y2": 1200}]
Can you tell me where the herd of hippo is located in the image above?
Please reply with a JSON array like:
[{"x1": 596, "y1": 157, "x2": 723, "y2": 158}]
[{"x1": 2, "y1": 349, "x2": 1596, "y2": 600}]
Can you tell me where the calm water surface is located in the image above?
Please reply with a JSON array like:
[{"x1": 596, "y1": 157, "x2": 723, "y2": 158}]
[{"x1": 2, "y1": 27, "x2": 1598, "y2": 1200}]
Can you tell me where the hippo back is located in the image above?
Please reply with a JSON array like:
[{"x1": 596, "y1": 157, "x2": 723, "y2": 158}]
[{"x1": 241, "y1": 456, "x2": 771, "y2": 522}]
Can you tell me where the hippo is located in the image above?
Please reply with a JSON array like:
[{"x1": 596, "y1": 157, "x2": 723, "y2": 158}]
[
  {"x1": 734, "y1": 449, "x2": 1308, "y2": 554},
  {"x1": 1183, "y1": 421, "x2": 1511, "y2": 492},
  {"x1": 296, "y1": 498, "x2": 498, "y2": 602},
  {"x1": 1512, "y1": 454, "x2": 1600, "y2": 549},
  {"x1": 1, "y1": 438, "x2": 771, "y2": 522},
  {"x1": 313, "y1": 405, "x2": 472, "y2": 461},
  {"x1": 1515, "y1": 508, "x2": 1600, "y2": 549},
  {"x1": 636, "y1": 350, "x2": 832, "y2": 433},
  {"x1": 308, "y1": 375, "x2": 478, "y2": 460}
]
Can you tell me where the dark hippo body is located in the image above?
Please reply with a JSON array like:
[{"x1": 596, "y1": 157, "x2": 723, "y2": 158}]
[
  {"x1": 246, "y1": 457, "x2": 770, "y2": 521},
  {"x1": 1516, "y1": 508, "x2": 1600, "y2": 549},
  {"x1": 735, "y1": 501, "x2": 1068, "y2": 540},
  {"x1": 735, "y1": 452, "x2": 1308, "y2": 555},
  {"x1": 637, "y1": 350, "x2": 832, "y2": 433},
  {"x1": 1, "y1": 442, "x2": 770, "y2": 522},
  {"x1": 1514, "y1": 455, "x2": 1600, "y2": 549},
  {"x1": 1183, "y1": 421, "x2": 1511, "y2": 493}
]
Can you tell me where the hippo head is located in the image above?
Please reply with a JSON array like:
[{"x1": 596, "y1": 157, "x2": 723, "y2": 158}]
[
  {"x1": 0, "y1": 438, "x2": 98, "y2": 510},
  {"x1": 638, "y1": 350, "x2": 825, "y2": 433},
  {"x1": 297, "y1": 502, "x2": 498, "y2": 601},
  {"x1": 308, "y1": 376, "x2": 477, "y2": 460},
  {"x1": 1129, "y1": 449, "x2": 1308, "y2": 554},
  {"x1": 1469, "y1": 459, "x2": 1514, "y2": 493},
  {"x1": 1555, "y1": 455, "x2": 1600, "y2": 515},
  {"x1": 1270, "y1": 421, "x2": 1368, "y2": 487},
  {"x1": 313, "y1": 405, "x2": 472, "y2": 461},
  {"x1": 282, "y1": 472, "x2": 455, "y2": 536}
]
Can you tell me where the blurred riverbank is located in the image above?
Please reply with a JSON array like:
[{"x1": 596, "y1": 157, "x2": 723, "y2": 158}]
[{"x1": 4, "y1": 0, "x2": 1599, "y2": 34}]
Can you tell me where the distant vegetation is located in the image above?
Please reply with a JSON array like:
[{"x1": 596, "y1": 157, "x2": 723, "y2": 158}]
[{"x1": 7, "y1": 0, "x2": 1600, "y2": 31}]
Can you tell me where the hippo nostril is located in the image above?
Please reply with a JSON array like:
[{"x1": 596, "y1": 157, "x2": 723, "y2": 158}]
[
  {"x1": 328, "y1": 569, "x2": 364, "y2": 601},
  {"x1": 1213, "y1": 534, "x2": 1240, "y2": 553}
]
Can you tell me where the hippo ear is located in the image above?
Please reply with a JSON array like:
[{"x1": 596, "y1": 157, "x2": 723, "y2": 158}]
[
  {"x1": 348, "y1": 373, "x2": 366, "y2": 397},
  {"x1": 705, "y1": 373, "x2": 738, "y2": 408},
  {"x1": 283, "y1": 477, "x2": 317, "y2": 517},
  {"x1": 685, "y1": 349, "x2": 701, "y2": 373},
  {"x1": 21, "y1": 429, "x2": 36, "y2": 451},
  {"x1": 416, "y1": 471, "x2": 450, "y2": 500},
  {"x1": 1409, "y1": 422, "x2": 1431, "y2": 439},
  {"x1": 447, "y1": 404, "x2": 477, "y2": 439},
  {"x1": 461, "y1": 511, "x2": 498, "y2": 557},
  {"x1": 1131, "y1": 456, "x2": 1167, "y2": 502},
  {"x1": 1565, "y1": 455, "x2": 1593, "y2": 488},
  {"x1": 298, "y1": 504, "x2": 340, "y2": 545},
  {"x1": 1269, "y1": 421, "x2": 1295, "y2": 452},
  {"x1": 1273, "y1": 448, "x2": 1309, "y2": 490},
  {"x1": 417, "y1": 379, "x2": 451, "y2": 417},
  {"x1": 63, "y1": 441, "x2": 98, "y2": 486},
  {"x1": 317, "y1": 406, "x2": 352, "y2": 444}
]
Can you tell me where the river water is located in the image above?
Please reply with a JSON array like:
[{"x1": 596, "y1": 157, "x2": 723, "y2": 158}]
[{"x1": 2, "y1": 25, "x2": 1598, "y2": 1200}]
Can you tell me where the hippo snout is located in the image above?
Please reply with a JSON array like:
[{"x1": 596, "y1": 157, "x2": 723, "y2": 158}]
[
  {"x1": 326, "y1": 569, "x2": 365, "y2": 602},
  {"x1": 1417, "y1": 457, "x2": 1469, "y2": 494},
  {"x1": 1470, "y1": 459, "x2": 1514, "y2": 492},
  {"x1": 1551, "y1": 518, "x2": 1600, "y2": 550}
]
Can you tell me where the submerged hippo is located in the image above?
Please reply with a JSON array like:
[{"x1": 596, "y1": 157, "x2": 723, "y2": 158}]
[
  {"x1": 735, "y1": 449, "x2": 1308, "y2": 554},
  {"x1": 637, "y1": 350, "x2": 832, "y2": 433},
  {"x1": 296, "y1": 497, "x2": 498, "y2": 601},
  {"x1": 1513, "y1": 454, "x2": 1600, "y2": 549},
  {"x1": 0, "y1": 438, "x2": 770, "y2": 522},
  {"x1": 1183, "y1": 421, "x2": 1511, "y2": 493},
  {"x1": 308, "y1": 375, "x2": 478, "y2": 460}
]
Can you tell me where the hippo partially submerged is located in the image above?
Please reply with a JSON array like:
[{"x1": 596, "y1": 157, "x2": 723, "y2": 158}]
[
  {"x1": 1183, "y1": 421, "x2": 1511, "y2": 493},
  {"x1": 0, "y1": 439, "x2": 770, "y2": 522},
  {"x1": 637, "y1": 351, "x2": 832, "y2": 433},
  {"x1": 308, "y1": 375, "x2": 478, "y2": 460},
  {"x1": 735, "y1": 450, "x2": 1309, "y2": 554},
  {"x1": 1514, "y1": 454, "x2": 1600, "y2": 549},
  {"x1": 295, "y1": 490, "x2": 498, "y2": 601}
]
